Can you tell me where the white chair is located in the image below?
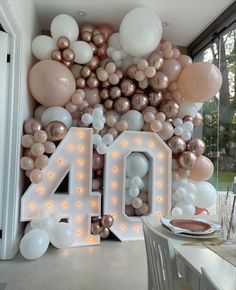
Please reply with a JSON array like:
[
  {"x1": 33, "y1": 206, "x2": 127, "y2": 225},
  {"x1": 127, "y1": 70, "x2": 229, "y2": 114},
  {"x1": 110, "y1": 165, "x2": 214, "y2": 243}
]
[
  {"x1": 142, "y1": 217, "x2": 191, "y2": 290},
  {"x1": 200, "y1": 267, "x2": 223, "y2": 290}
]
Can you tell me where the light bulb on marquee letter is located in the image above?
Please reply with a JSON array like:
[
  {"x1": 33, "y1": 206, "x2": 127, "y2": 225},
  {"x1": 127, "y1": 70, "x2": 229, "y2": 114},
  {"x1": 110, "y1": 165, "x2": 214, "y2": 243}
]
[{"x1": 21, "y1": 128, "x2": 101, "y2": 247}]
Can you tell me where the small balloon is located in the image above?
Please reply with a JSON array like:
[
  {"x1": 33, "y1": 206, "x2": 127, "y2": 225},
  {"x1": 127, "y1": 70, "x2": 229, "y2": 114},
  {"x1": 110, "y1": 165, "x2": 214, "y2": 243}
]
[
  {"x1": 45, "y1": 121, "x2": 68, "y2": 142},
  {"x1": 179, "y1": 151, "x2": 197, "y2": 169},
  {"x1": 101, "y1": 214, "x2": 114, "y2": 228},
  {"x1": 93, "y1": 150, "x2": 104, "y2": 171},
  {"x1": 24, "y1": 118, "x2": 42, "y2": 135}
]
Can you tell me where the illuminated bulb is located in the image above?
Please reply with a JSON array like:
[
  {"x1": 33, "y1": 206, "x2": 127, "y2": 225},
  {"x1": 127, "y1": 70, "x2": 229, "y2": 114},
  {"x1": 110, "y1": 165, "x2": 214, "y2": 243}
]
[
  {"x1": 67, "y1": 144, "x2": 74, "y2": 152},
  {"x1": 62, "y1": 201, "x2": 68, "y2": 208},
  {"x1": 156, "y1": 211, "x2": 162, "y2": 217},
  {"x1": 157, "y1": 167, "x2": 163, "y2": 174},
  {"x1": 58, "y1": 158, "x2": 65, "y2": 165},
  {"x1": 156, "y1": 196, "x2": 163, "y2": 203},
  {"x1": 111, "y1": 181, "x2": 118, "y2": 189},
  {"x1": 76, "y1": 201, "x2": 82, "y2": 208},
  {"x1": 111, "y1": 197, "x2": 118, "y2": 204},
  {"x1": 76, "y1": 159, "x2": 85, "y2": 166},
  {"x1": 29, "y1": 203, "x2": 37, "y2": 210},
  {"x1": 119, "y1": 224, "x2": 126, "y2": 231},
  {"x1": 75, "y1": 216, "x2": 82, "y2": 222},
  {"x1": 36, "y1": 186, "x2": 45, "y2": 193},
  {"x1": 112, "y1": 151, "x2": 119, "y2": 158},
  {"x1": 77, "y1": 130, "x2": 85, "y2": 139},
  {"x1": 133, "y1": 225, "x2": 141, "y2": 232},
  {"x1": 157, "y1": 152, "x2": 164, "y2": 160},
  {"x1": 88, "y1": 236, "x2": 96, "y2": 243},
  {"x1": 76, "y1": 229, "x2": 83, "y2": 236},
  {"x1": 77, "y1": 145, "x2": 85, "y2": 152},
  {"x1": 46, "y1": 202, "x2": 53, "y2": 209},
  {"x1": 76, "y1": 172, "x2": 84, "y2": 180},
  {"x1": 76, "y1": 187, "x2": 84, "y2": 194},
  {"x1": 156, "y1": 181, "x2": 162, "y2": 188},
  {"x1": 111, "y1": 213, "x2": 117, "y2": 219},
  {"x1": 112, "y1": 167, "x2": 119, "y2": 174},
  {"x1": 47, "y1": 172, "x2": 55, "y2": 180},
  {"x1": 90, "y1": 200, "x2": 97, "y2": 208},
  {"x1": 121, "y1": 140, "x2": 128, "y2": 147},
  {"x1": 148, "y1": 141, "x2": 154, "y2": 148},
  {"x1": 135, "y1": 138, "x2": 142, "y2": 145}
]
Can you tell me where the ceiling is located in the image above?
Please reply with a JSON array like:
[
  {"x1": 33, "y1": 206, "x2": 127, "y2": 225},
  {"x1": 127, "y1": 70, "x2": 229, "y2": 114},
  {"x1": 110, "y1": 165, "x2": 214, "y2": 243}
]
[{"x1": 32, "y1": 0, "x2": 234, "y2": 46}]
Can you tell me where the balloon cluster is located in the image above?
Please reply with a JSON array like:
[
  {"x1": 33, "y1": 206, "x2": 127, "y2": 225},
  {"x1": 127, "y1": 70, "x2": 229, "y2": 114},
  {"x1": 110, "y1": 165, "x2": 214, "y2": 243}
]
[
  {"x1": 91, "y1": 214, "x2": 114, "y2": 239},
  {"x1": 20, "y1": 209, "x2": 75, "y2": 260},
  {"x1": 24, "y1": 8, "x2": 223, "y2": 225}
]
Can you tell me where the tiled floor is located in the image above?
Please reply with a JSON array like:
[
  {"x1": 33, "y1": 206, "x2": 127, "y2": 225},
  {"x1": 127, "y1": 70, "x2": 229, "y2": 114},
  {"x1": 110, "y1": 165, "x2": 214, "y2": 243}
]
[{"x1": 0, "y1": 240, "x2": 147, "y2": 290}]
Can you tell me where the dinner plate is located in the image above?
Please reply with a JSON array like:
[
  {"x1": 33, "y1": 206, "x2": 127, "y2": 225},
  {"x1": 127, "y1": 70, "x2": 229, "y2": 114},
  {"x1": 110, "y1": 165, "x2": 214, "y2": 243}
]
[{"x1": 170, "y1": 219, "x2": 211, "y2": 232}]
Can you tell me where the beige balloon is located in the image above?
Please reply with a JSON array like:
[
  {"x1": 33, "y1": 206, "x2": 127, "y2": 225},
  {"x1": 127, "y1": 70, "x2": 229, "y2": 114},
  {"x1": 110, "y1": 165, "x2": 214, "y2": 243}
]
[
  {"x1": 189, "y1": 155, "x2": 214, "y2": 181},
  {"x1": 29, "y1": 60, "x2": 76, "y2": 107}
]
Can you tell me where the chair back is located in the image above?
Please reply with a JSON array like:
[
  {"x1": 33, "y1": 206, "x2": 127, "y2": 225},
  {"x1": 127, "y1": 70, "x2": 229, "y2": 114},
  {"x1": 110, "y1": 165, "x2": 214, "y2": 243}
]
[
  {"x1": 142, "y1": 217, "x2": 181, "y2": 290},
  {"x1": 200, "y1": 267, "x2": 223, "y2": 290}
]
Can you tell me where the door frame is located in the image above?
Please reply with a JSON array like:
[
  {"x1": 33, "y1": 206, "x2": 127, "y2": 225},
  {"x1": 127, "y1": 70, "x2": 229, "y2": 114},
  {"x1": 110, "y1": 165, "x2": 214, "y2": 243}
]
[{"x1": 0, "y1": 0, "x2": 23, "y2": 259}]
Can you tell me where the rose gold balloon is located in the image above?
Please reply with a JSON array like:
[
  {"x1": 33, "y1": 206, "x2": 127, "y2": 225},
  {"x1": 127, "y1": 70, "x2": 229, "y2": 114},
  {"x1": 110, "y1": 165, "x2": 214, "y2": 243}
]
[
  {"x1": 35, "y1": 154, "x2": 49, "y2": 169},
  {"x1": 104, "y1": 99, "x2": 113, "y2": 110},
  {"x1": 87, "y1": 77, "x2": 99, "y2": 88},
  {"x1": 161, "y1": 59, "x2": 181, "y2": 82},
  {"x1": 62, "y1": 60, "x2": 72, "y2": 68},
  {"x1": 57, "y1": 36, "x2": 70, "y2": 50},
  {"x1": 143, "y1": 106, "x2": 157, "y2": 115},
  {"x1": 44, "y1": 141, "x2": 56, "y2": 154},
  {"x1": 91, "y1": 216, "x2": 102, "y2": 224},
  {"x1": 126, "y1": 65, "x2": 138, "y2": 79},
  {"x1": 93, "y1": 33, "x2": 105, "y2": 47},
  {"x1": 97, "y1": 23, "x2": 114, "y2": 40},
  {"x1": 132, "y1": 197, "x2": 143, "y2": 209},
  {"x1": 81, "y1": 24, "x2": 95, "y2": 34},
  {"x1": 139, "y1": 191, "x2": 148, "y2": 202},
  {"x1": 125, "y1": 205, "x2": 135, "y2": 216},
  {"x1": 149, "y1": 72, "x2": 169, "y2": 91},
  {"x1": 183, "y1": 115, "x2": 193, "y2": 122},
  {"x1": 62, "y1": 48, "x2": 75, "y2": 62},
  {"x1": 167, "y1": 136, "x2": 186, "y2": 154},
  {"x1": 178, "y1": 167, "x2": 190, "y2": 178},
  {"x1": 172, "y1": 158, "x2": 179, "y2": 170},
  {"x1": 51, "y1": 49, "x2": 62, "y2": 62},
  {"x1": 187, "y1": 138, "x2": 206, "y2": 156},
  {"x1": 120, "y1": 79, "x2": 136, "y2": 97},
  {"x1": 193, "y1": 113, "x2": 203, "y2": 127},
  {"x1": 101, "y1": 214, "x2": 114, "y2": 228},
  {"x1": 114, "y1": 97, "x2": 130, "y2": 113},
  {"x1": 171, "y1": 90, "x2": 182, "y2": 101},
  {"x1": 109, "y1": 86, "x2": 122, "y2": 99},
  {"x1": 148, "y1": 53, "x2": 164, "y2": 70},
  {"x1": 100, "y1": 227, "x2": 110, "y2": 239},
  {"x1": 178, "y1": 62, "x2": 222, "y2": 102},
  {"x1": 29, "y1": 168, "x2": 43, "y2": 184},
  {"x1": 81, "y1": 31, "x2": 93, "y2": 42},
  {"x1": 81, "y1": 66, "x2": 92, "y2": 78},
  {"x1": 116, "y1": 69, "x2": 124, "y2": 80},
  {"x1": 159, "y1": 100, "x2": 180, "y2": 119},
  {"x1": 100, "y1": 88, "x2": 109, "y2": 100},
  {"x1": 149, "y1": 91, "x2": 163, "y2": 107},
  {"x1": 45, "y1": 121, "x2": 67, "y2": 141},
  {"x1": 29, "y1": 60, "x2": 76, "y2": 106},
  {"x1": 177, "y1": 55, "x2": 192, "y2": 69},
  {"x1": 96, "y1": 42, "x2": 108, "y2": 60},
  {"x1": 87, "y1": 56, "x2": 99, "y2": 70},
  {"x1": 91, "y1": 223, "x2": 103, "y2": 235},
  {"x1": 131, "y1": 93, "x2": 148, "y2": 111},
  {"x1": 179, "y1": 151, "x2": 197, "y2": 169},
  {"x1": 21, "y1": 134, "x2": 35, "y2": 148},
  {"x1": 93, "y1": 150, "x2": 104, "y2": 171},
  {"x1": 89, "y1": 42, "x2": 97, "y2": 54},
  {"x1": 24, "y1": 118, "x2": 42, "y2": 135},
  {"x1": 189, "y1": 155, "x2": 214, "y2": 181},
  {"x1": 20, "y1": 156, "x2": 35, "y2": 170},
  {"x1": 158, "y1": 121, "x2": 174, "y2": 141}
]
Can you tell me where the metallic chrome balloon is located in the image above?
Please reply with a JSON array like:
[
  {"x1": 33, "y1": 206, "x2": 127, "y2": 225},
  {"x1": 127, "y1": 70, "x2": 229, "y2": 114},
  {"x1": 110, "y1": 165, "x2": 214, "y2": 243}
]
[
  {"x1": 179, "y1": 151, "x2": 197, "y2": 169},
  {"x1": 131, "y1": 93, "x2": 148, "y2": 111},
  {"x1": 101, "y1": 214, "x2": 114, "y2": 228},
  {"x1": 159, "y1": 100, "x2": 180, "y2": 119},
  {"x1": 57, "y1": 36, "x2": 70, "y2": 50},
  {"x1": 120, "y1": 79, "x2": 136, "y2": 96},
  {"x1": 187, "y1": 138, "x2": 206, "y2": 156},
  {"x1": 148, "y1": 52, "x2": 164, "y2": 70},
  {"x1": 51, "y1": 49, "x2": 62, "y2": 62},
  {"x1": 45, "y1": 121, "x2": 67, "y2": 141},
  {"x1": 91, "y1": 223, "x2": 103, "y2": 235},
  {"x1": 114, "y1": 97, "x2": 130, "y2": 113},
  {"x1": 24, "y1": 118, "x2": 42, "y2": 134},
  {"x1": 149, "y1": 91, "x2": 163, "y2": 107},
  {"x1": 167, "y1": 136, "x2": 186, "y2": 154},
  {"x1": 100, "y1": 227, "x2": 110, "y2": 239},
  {"x1": 149, "y1": 71, "x2": 169, "y2": 91}
]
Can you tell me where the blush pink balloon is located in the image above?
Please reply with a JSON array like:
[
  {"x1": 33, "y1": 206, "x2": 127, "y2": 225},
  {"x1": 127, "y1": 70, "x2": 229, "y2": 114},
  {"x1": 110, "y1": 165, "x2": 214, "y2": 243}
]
[
  {"x1": 161, "y1": 59, "x2": 181, "y2": 82},
  {"x1": 195, "y1": 207, "x2": 209, "y2": 215},
  {"x1": 29, "y1": 60, "x2": 76, "y2": 107},
  {"x1": 189, "y1": 155, "x2": 214, "y2": 181},
  {"x1": 178, "y1": 62, "x2": 222, "y2": 102},
  {"x1": 97, "y1": 23, "x2": 114, "y2": 40},
  {"x1": 96, "y1": 42, "x2": 108, "y2": 60},
  {"x1": 93, "y1": 150, "x2": 104, "y2": 171},
  {"x1": 177, "y1": 55, "x2": 192, "y2": 69}
]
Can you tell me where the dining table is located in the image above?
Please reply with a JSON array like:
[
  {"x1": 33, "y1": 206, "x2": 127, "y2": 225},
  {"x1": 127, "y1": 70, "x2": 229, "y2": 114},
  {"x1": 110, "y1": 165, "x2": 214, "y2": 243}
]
[{"x1": 146, "y1": 215, "x2": 236, "y2": 290}]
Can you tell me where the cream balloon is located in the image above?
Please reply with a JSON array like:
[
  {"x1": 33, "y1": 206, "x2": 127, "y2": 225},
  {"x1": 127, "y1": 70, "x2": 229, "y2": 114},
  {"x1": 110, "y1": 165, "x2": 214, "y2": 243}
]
[
  {"x1": 193, "y1": 181, "x2": 217, "y2": 208},
  {"x1": 70, "y1": 41, "x2": 93, "y2": 64},
  {"x1": 29, "y1": 60, "x2": 76, "y2": 107},
  {"x1": 178, "y1": 62, "x2": 222, "y2": 102},
  {"x1": 189, "y1": 155, "x2": 214, "y2": 181},
  {"x1": 41, "y1": 106, "x2": 72, "y2": 129},
  {"x1": 32, "y1": 35, "x2": 57, "y2": 60},
  {"x1": 119, "y1": 7, "x2": 162, "y2": 57},
  {"x1": 50, "y1": 14, "x2": 79, "y2": 42}
]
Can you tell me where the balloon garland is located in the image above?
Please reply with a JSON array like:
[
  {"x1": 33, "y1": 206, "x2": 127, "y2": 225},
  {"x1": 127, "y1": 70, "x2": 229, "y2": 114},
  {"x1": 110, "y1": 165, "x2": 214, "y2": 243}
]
[{"x1": 20, "y1": 8, "x2": 222, "y2": 259}]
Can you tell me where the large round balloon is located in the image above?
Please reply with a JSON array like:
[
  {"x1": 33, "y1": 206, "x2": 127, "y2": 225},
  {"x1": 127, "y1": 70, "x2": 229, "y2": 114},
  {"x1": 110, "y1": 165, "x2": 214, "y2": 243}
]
[
  {"x1": 29, "y1": 60, "x2": 76, "y2": 106},
  {"x1": 193, "y1": 181, "x2": 217, "y2": 208},
  {"x1": 49, "y1": 222, "x2": 76, "y2": 249},
  {"x1": 119, "y1": 7, "x2": 162, "y2": 57},
  {"x1": 189, "y1": 155, "x2": 214, "y2": 181},
  {"x1": 50, "y1": 14, "x2": 79, "y2": 42},
  {"x1": 178, "y1": 62, "x2": 222, "y2": 102},
  {"x1": 41, "y1": 106, "x2": 72, "y2": 128},
  {"x1": 126, "y1": 152, "x2": 149, "y2": 178},
  {"x1": 32, "y1": 35, "x2": 57, "y2": 60},
  {"x1": 70, "y1": 41, "x2": 93, "y2": 64},
  {"x1": 20, "y1": 229, "x2": 49, "y2": 260}
]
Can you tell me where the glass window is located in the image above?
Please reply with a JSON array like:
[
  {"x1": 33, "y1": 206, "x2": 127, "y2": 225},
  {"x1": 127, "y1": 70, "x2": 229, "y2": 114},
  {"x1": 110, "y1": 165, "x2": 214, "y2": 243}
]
[{"x1": 192, "y1": 23, "x2": 236, "y2": 191}]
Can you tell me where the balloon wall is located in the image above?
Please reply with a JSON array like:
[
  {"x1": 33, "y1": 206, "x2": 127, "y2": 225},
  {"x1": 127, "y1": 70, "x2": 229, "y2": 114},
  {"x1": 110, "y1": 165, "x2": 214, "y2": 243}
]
[{"x1": 19, "y1": 9, "x2": 222, "y2": 259}]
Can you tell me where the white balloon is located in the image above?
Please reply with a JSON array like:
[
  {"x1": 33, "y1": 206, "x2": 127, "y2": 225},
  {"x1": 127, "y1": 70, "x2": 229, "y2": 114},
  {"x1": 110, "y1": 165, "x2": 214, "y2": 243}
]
[
  {"x1": 178, "y1": 101, "x2": 203, "y2": 118},
  {"x1": 97, "y1": 143, "x2": 107, "y2": 155},
  {"x1": 183, "y1": 121, "x2": 194, "y2": 131},
  {"x1": 125, "y1": 189, "x2": 133, "y2": 205},
  {"x1": 34, "y1": 105, "x2": 46, "y2": 120},
  {"x1": 194, "y1": 181, "x2": 217, "y2": 208},
  {"x1": 50, "y1": 14, "x2": 79, "y2": 42},
  {"x1": 174, "y1": 126, "x2": 184, "y2": 136},
  {"x1": 176, "y1": 187, "x2": 186, "y2": 198},
  {"x1": 93, "y1": 108, "x2": 103, "y2": 119},
  {"x1": 184, "y1": 192, "x2": 196, "y2": 204},
  {"x1": 131, "y1": 176, "x2": 143, "y2": 187},
  {"x1": 39, "y1": 217, "x2": 55, "y2": 231},
  {"x1": 32, "y1": 35, "x2": 57, "y2": 60},
  {"x1": 121, "y1": 110, "x2": 144, "y2": 131},
  {"x1": 173, "y1": 118, "x2": 183, "y2": 127},
  {"x1": 24, "y1": 222, "x2": 33, "y2": 234},
  {"x1": 49, "y1": 222, "x2": 75, "y2": 249},
  {"x1": 108, "y1": 33, "x2": 122, "y2": 49},
  {"x1": 20, "y1": 229, "x2": 49, "y2": 260},
  {"x1": 126, "y1": 153, "x2": 149, "y2": 178},
  {"x1": 93, "y1": 134, "x2": 102, "y2": 145},
  {"x1": 31, "y1": 218, "x2": 42, "y2": 229},
  {"x1": 102, "y1": 133, "x2": 114, "y2": 145},
  {"x1": 176, "y1": 202, "x2": 195, "y2": 215},
  {"x1": 126, "y1": 178, "x2": 132, "y2": 188},
  {"x1": 171, "y1": 207, "x2": 183, "y2": 216},
  {"x1": 41, "y1": 106, "x2": 72, "y2": 129},
  {"x1": 37, "y1": 207, "x2": 50, "y2": 217},
  {"x1": 119, "y1": 7, "x2": 162, "y2": 57},
  {"x1": 70, "y1": 41, "x2": 93, "y2": 64},
  {"x1": 129, "y1": 185, "x2": 140, "y2": 197},
  {"x1": 172, "y1": 193, "x2": 183, "y2": 202},
  {"x1": 93, "y1": 120, "x2": 104, "y2": 131},
  {"x1": 184, "y1": 181, "x2": 196, "y2": 194},
  {"x1": 49, "y1": 212, "x2": 61, "y2": 224},
  {"x1": 81, "y1": 113, "x2": 93, "y2": 125},
  {"x1": 182, "y1": 131, "x2": 192, "y2": 141}
]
